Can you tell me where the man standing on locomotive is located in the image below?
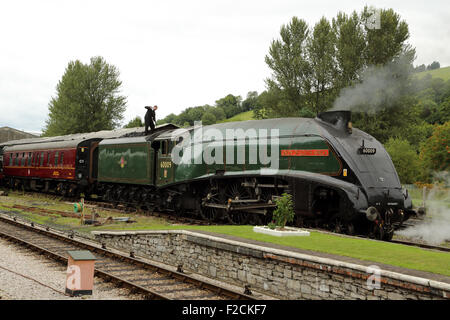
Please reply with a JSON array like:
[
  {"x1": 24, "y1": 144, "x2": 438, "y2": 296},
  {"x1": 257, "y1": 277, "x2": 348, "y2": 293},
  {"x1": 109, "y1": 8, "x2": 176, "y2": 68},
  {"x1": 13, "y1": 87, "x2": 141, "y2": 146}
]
[{"x1": 144, "y1": 105, "x2": 158, "y2": 135}]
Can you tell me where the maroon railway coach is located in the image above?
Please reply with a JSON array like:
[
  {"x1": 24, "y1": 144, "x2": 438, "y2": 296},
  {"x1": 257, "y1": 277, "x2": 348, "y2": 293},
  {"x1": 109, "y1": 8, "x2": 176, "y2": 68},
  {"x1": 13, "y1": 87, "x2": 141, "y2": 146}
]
[{"x1": 3, "y1": 139, "x2": 79, "y2": 195}]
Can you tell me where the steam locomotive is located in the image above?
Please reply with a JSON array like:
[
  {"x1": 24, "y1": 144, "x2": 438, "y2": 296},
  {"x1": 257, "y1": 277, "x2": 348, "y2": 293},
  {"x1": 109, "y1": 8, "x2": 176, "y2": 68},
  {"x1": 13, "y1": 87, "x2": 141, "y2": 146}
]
[{"x1": 0, "y1": 111, "x2": 416, "y2": 240}]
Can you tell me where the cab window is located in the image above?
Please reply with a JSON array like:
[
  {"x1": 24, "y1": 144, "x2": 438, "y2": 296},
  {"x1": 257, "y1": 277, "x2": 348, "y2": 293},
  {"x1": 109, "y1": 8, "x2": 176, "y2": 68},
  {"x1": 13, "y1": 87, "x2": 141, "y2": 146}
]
[{"x1": 161, "y1": 140, "x2": 169, "y2": 156}]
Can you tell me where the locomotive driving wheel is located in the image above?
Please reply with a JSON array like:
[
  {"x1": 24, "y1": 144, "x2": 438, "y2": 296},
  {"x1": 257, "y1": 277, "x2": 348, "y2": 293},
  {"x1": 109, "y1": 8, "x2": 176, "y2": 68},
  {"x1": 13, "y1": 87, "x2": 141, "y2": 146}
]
[
  {"x1": 200, "y1": 193, "x2": 222, "y2": 222},
  {"x1": 224, "y1": 182, "x2": 254, "y2": 224}
]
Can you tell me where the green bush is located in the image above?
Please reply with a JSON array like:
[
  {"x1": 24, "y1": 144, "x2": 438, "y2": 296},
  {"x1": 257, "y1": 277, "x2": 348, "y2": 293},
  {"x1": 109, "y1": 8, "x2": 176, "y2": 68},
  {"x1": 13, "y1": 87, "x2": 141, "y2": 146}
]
[
  {"x1": 272, "y1": 193, "x2": 295, "y2": 228},
  {"x1": 385, "y1": 138, "x2": 422, "y2": 184}
]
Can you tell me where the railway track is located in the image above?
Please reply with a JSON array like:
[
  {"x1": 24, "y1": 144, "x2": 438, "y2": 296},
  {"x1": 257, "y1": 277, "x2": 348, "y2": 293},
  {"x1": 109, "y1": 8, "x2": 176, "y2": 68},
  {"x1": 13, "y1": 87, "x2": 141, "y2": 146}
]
[
  {"x1": 0, "y1": 214, "x2": 255, "y2": 300},
  {"x1": 389, "y1": 239, "x2": 450, "y2": 253}
]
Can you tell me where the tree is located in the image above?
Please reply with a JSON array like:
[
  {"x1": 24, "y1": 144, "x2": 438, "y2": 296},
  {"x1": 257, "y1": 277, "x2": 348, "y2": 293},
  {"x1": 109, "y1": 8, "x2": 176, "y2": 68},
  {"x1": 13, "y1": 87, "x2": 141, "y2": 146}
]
[
  {"x1": 332, "y1": 11, "x2": 366, "y2": 90},
  {"x1": 307, "y1": 17, "x2": 337, "y2": 114},
  {"x1": 215, "y1": 94, "x2": 242, "y2": 118},
  {"x1": 241, "y1": 91, "x2": 260, "y2": 112},
  {"x1": 209, "y1": 106, "x2": 226, "y2": 122},
  {"x1": 124, "y1": 116, "x2": 143, "y2": 128},
  {"x1": 201, "y1": 111, "x2": 216, "y2": 125},
  {"x1": 43, "y1": 56, "x2": 126, "y2": 136},
  {"x1": 385, "y1": 138, "x2": 422, "y2": 183},
  {"x1": 427, "y1": 61, "x2": 440, "y2": 70},
  {"x1": 419, "y1": 122, "x2": 450, "y2": 173},
  {"x1": 265, "y1": 17, "x2": 312, "y2": 116},
  {"x1": 362, "y1": 7, "x2": 414, "y2": 66}
]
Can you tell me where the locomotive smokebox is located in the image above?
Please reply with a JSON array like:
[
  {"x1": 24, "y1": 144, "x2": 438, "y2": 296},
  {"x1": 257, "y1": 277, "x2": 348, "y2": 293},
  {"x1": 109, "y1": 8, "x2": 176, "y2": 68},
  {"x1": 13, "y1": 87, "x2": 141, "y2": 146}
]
[{"x1": 316, "y1": 110, "x2": 352, "y2": 134}]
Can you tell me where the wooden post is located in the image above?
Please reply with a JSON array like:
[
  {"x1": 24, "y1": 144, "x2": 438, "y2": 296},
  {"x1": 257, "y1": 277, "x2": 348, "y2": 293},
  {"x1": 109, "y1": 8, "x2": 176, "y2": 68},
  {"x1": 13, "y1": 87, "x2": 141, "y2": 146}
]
[
  {"x1": 422, "y1": 186, "x2": 427, "y2": 209},
  {"x1": 81, "y1": 197, "x2": 84, "y2": 225}
]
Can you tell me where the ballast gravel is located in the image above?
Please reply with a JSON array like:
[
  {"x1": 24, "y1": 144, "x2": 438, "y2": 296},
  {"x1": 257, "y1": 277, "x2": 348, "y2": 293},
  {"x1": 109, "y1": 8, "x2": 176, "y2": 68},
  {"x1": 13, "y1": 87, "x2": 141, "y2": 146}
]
[{"x1": 0, "y1": 238, "x2": 144, "y2": 300}]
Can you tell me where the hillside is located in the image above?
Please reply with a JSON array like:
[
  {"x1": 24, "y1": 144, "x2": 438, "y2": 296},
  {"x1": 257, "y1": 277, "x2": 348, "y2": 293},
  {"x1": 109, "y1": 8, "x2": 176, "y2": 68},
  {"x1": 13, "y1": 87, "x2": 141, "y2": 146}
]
[
  {"x1": 415, "y1": 66, "x2": 450, "y2": 81},
  {"x1": 218, "y1": 110, "x2": 255, "y2": 123}
]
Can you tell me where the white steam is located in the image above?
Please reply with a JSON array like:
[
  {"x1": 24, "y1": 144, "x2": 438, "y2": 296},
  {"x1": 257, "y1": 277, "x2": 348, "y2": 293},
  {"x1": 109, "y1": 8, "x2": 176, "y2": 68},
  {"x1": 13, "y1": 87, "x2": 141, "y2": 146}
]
[
  {"x1": 332, "y1": 55, "x2": 412, "y2": 112},
  {"x1": 396, "y1": 172, "x2": 450, "y2": 245}
]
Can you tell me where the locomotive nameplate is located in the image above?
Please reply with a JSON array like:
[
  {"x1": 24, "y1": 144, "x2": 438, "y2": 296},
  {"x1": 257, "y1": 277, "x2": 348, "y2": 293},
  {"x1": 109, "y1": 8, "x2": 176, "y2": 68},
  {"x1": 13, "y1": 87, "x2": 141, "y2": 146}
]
[{"x1": 281, "y1": 149, "x2": 329, "y2": 157}]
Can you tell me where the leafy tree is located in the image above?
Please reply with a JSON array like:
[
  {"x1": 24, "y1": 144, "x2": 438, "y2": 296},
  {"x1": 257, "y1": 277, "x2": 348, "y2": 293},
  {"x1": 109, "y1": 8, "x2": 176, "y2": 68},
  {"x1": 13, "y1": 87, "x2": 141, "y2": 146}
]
[
  {"x1": 414, "y1": 64, "x2": 426, "y2": 73},
  {"x1": 332, "y1": 11, "x2": 366, "y2": 90},
  {"x1": 201, "y1": 111, "x2": 216, "y2": 125},
  {"x1": 385, "y1": 138, "x2": 422, "y2": 183},
  {"x1": 43, "y1": 56, "x2": 126, "y2": 136},
  {"x1": 209, "y1": 106, "x2": 226, "y2": 122},
  {"x1": 187, "y1": 106, "x2": 205, "y2": 124},
  {"x1": 419, "y1": 122, "x2": 450, "y2": 173},
  {"x1": 427, "y1": 61, "x2": 440, "y2": 70},
  {"x1": 156, "y1": 113, "x2": 178, "y2": 125},
  {"x1": 362, "y1": 7, "x2": 414, "y2": 66},
  {"x1": 307, "y1": 17, "x2": 337, "y2": 114},
  {"x1": 241, "y1": 91, "x2": 260, "y2": 112},
  {"x1": 215, "y1": 94, "x2": 242, "y2": 118},
  {"x1": 265, "y1": 17, "x2": 312, "y2": 116},
  {"x1": 124, "y1": 116, "x2": 143, "y2": 128}
]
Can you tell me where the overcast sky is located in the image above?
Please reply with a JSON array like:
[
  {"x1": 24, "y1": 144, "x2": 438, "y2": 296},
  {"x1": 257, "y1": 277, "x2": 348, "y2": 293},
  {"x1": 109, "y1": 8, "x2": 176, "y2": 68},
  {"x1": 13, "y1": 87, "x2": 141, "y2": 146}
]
[{"x1": 1, "y1": 0, "x2": 449, "y2": 134}]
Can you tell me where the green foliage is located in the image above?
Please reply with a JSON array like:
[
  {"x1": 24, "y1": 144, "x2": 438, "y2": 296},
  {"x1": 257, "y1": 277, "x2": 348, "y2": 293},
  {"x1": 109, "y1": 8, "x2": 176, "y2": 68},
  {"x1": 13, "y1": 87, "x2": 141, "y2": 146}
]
[
  {"x1": 201, "y1": 111, "x2": 216, "y2": 125},
  {"x1": 267, "y1": 221, "x2": 276, "y2": 230},
  {"x1": 265, "y1": 17, "x2": 312, "y2": 116},
  {"x1": 415, "y1": 66, "x2": 450, "y2": 82},
  {"x1": 332, "y1": 11, "x2": 366, "y2": 89},
  {"x1": 385, "y1": 138, "x2": 422, "y2": 184},
  {"x1": 124, "y1": 116, "x2": 143, "y2": 128},
  {"x1": 308, "y1": 17, "x2": 337, "y2": 114},
  {"x1": 43, "y1": 56, "x2": 126, "y2": 136},
  {"x1": 215, "y1": 94, "x2": 243, "y2": 118},
  {"x1": 263, "y1": 7, "x2": 415, "y2": 119},
  {"x1": 362, "y1": 7, "x2": 413, "y2": 66},
  {"x1": 427, "y1": 61, "x2": 440, "y2": 70},
  {"x1": 419, "y1": 122, "x2": 450, "y2": 173},
  {"x1": 272, "y1": 193, "x2": 295, "y2": 228}
]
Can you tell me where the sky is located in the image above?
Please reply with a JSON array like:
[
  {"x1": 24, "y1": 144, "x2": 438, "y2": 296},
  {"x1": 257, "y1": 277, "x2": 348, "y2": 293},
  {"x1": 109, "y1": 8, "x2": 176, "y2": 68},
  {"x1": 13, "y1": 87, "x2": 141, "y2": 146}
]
[{"x1": 0, "y1": 0, "x2": 449, "y2": 134}]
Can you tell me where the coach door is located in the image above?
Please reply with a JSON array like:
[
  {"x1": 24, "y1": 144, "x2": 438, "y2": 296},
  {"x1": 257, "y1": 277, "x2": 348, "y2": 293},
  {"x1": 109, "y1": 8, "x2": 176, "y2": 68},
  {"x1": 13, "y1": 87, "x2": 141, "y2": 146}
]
[{"x1": 156, "y1": 139, "x2": 174, "y2": 186}]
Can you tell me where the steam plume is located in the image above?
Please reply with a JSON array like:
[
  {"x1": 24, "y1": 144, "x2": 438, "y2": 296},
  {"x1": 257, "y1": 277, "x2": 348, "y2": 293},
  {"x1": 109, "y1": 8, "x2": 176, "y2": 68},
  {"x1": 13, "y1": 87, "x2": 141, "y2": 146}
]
[
  {"x1": 396, "y1": 172, "x2": 450, "y2": 245},
  {"x1": 332, "y1": 55, "x2": 413, "y2": 113}
]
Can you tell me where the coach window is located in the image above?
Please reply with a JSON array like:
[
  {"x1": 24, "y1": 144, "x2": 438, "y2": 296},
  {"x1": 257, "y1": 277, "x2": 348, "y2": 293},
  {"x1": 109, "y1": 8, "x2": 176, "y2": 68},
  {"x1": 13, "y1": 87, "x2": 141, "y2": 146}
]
[
  {"x1": 60, "y1": 152, "x2": 64, "y2": 167},
  {"x1": 28, "y1": 153, "x2": 32, "y2": 166},
  {"x1": 47, "y1": 152, "x2": 51, "y2": 166},
  {"x1": 9, "y1": 154, "x2": 13, "y2": 166},
  {"x1": 14, "y1": 153, "x2": 18, "y2": 166},
  {"x1": 40, "y1": 152, "x2": 44, "y2": 167},
  {"x1": 55, "y1": 151, "x2": 59, "y2": 167}
]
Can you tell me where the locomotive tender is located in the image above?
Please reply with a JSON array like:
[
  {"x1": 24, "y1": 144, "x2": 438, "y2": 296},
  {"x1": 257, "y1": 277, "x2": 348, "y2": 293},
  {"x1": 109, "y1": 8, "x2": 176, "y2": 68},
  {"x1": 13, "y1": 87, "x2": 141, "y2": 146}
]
[{"x1": 0, "y1": 111, "x2": 415, "y2": 240}]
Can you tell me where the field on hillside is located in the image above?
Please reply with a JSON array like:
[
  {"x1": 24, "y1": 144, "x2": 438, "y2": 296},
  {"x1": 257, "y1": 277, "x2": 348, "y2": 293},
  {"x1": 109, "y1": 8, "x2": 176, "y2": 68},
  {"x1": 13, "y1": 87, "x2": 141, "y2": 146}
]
[
  {"x1": 415, "y1": 66, "x2": 450, "y2": 81},
  {"x1": 219, "y1": 110, "x2": 254, "y2": 123}
]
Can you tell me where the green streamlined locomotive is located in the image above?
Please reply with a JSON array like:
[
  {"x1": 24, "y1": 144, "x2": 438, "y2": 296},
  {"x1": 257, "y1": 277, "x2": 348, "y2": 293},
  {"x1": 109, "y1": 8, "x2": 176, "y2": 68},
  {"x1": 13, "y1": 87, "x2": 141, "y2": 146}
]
[{"x1": 1, "y1": 111, "x2": 416, "y2": 240}]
